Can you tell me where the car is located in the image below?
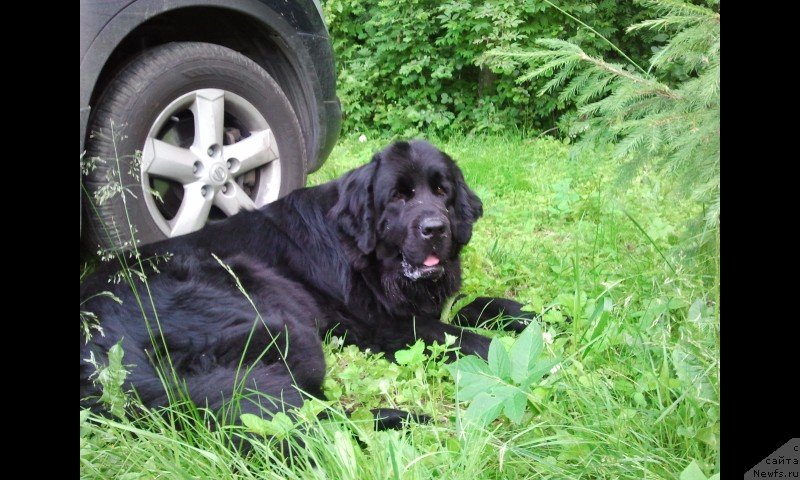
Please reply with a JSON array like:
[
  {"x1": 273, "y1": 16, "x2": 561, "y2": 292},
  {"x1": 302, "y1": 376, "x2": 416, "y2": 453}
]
[{"x1": 80, "y1": 0, "x2": 341, "y2": 250}]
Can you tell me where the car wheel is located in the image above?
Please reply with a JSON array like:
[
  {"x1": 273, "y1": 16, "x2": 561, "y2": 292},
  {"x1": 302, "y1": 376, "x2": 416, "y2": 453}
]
[{"x1": 83, "y1": 41, "x2": 306, "y2": 251}]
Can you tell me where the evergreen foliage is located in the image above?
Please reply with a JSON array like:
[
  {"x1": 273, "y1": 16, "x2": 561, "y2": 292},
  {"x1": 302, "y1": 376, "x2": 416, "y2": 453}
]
[{"x1": 485, "y1": 0, "x2": 720, "y2": 230}]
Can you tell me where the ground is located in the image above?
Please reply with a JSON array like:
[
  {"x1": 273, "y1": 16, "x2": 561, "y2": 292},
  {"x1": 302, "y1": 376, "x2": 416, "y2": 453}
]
[{"x1": 80, "y1": 133, "x2": 720, "y2": 479}]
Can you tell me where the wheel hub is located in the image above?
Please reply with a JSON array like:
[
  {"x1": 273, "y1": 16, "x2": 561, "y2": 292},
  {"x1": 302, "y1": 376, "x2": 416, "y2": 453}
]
[
  {"x1": 139, "y1": 88, "x2": 282, "y2": 238},
  {"x1": 207, "y1": 163, "x2": 229, "y2": 185}
]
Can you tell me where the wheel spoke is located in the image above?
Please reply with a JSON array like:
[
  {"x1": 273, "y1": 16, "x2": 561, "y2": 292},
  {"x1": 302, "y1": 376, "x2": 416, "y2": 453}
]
[
  {"x1": 213, "y1": 183, "x2": 256, "y2": 216},
  {"x1": 141, "y1": 138, "x2": 197, "y2": 184},
  {"x1": 170, "y1": 182, "x2": 213, "y2": 236},
  {"x1": 191, "y1": 89, "x2": 225, "y2": 151},
  {"x1": 223, "y1": 129, "x2": 278, "y2": 173}
]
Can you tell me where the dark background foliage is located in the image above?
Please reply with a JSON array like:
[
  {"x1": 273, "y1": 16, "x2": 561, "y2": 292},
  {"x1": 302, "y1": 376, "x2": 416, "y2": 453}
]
[{"x1": 323, "y1": 0, "x2": 665, "y2": 137}]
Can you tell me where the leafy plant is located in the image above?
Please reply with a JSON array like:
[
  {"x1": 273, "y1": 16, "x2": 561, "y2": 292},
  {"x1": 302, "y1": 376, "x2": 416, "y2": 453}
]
[
  {"x1": 394, "y1": 338, "x2": 427, "y2": 366},
  {"x1": 83, "y1": 341, "x2": 131, "y2": 419},
  {"x1": 447, "y1": 320, "x2": 559, "y2": 426},
  {"x1": 549, "y1": 178, "x2": 580, "y2": 216},
  {"x1": 241, "y1": 412, "x2": 297, "y2": 439},
  {"x1": 680, "y1": 459, "x2": 719, "y2": 480}
]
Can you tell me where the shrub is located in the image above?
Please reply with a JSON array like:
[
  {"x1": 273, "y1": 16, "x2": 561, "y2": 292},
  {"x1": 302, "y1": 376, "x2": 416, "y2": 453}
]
[{"x1": 323, "y1": 0, "x2": 660, "y2": 136}]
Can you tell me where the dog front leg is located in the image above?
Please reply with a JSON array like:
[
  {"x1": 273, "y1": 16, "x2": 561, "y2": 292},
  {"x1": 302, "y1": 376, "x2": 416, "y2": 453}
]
[
  {"x1": 413, "y1": 321, "x2": 490, "y2": 361},
  {"x1": 452, "y1": 296, "x2": 539, "y2": 333}
]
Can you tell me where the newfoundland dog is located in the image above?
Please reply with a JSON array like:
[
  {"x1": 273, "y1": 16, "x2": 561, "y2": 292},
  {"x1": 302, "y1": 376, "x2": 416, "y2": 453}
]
[{"x1": 80, "y1": 140, "x2": 535, "y2": 429}]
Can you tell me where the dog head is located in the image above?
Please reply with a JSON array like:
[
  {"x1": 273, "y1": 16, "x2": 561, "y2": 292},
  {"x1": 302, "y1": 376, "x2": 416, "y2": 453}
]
[{"x1": 331, "y1": 140, "x2": 483, "y2": 312}]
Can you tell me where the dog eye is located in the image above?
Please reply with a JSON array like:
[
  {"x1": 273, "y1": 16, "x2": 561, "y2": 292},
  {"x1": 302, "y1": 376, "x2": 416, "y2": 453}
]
[
  {"x1": 434, "y1": 185, "x2": 446, "y2": 196},
  {"x1": 393, "y1": 183, "x2": 415, "y2": 201},
  {"x1": 393, "y1": 189, "x2": 414, "y2": 201}
]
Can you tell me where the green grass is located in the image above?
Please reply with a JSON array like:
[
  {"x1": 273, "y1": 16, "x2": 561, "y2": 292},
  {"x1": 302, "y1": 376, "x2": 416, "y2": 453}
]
[{"x1": 81, "y1": 133, "x2": 720, "y2": 479}]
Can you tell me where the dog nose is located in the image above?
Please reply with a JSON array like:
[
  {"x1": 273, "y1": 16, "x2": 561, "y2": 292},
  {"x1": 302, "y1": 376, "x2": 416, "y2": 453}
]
[{"x1": 419, "y1": 217, "x2": 446, "y2": 239}]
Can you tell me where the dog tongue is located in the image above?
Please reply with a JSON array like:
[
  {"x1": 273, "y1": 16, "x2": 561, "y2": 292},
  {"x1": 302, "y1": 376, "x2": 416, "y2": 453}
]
[{"x1": 423, "y1": 255, "x2": 440, "y2": 267}]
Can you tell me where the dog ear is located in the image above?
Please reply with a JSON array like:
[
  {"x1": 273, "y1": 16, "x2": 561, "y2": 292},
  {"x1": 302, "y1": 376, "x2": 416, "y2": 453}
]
[
  {"x1": 451, "y1": 165, "x2": 483, "y2": 246},
  {"x1": 331, "y1": 154, "x2": 380, "y2": 256}
]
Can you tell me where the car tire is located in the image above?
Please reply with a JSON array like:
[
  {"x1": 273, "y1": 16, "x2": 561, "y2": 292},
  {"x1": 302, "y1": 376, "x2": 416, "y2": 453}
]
[{"x1": 83, "y1": 41, "x2": 307, "y2": 251}]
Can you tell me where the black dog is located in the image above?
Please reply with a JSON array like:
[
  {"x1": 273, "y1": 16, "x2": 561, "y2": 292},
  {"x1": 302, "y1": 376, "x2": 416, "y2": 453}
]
[{"x1": 80, "y1": 140, "x2": 535, "y2": 430}]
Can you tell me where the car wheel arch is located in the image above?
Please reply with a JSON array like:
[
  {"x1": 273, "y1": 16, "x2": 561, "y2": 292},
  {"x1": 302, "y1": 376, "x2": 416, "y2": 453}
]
[{"x1": 81, "y1": 0, "x2": 325, "y2": 169}]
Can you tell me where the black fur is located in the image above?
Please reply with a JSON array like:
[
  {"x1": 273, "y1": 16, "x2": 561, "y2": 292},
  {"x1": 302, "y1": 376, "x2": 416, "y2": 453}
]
[
  {"x1": 80, "y1": 140, "x2": 530, "y2": 431},
  {"x1": 453, "y1": 296, "x2": 539, "y2": 333}
]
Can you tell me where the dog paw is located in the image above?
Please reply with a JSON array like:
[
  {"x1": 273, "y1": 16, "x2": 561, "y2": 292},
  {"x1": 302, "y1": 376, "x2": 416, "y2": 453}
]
[{"x1": 370, "y1": 408, "x2": 431, "y2": 430}]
